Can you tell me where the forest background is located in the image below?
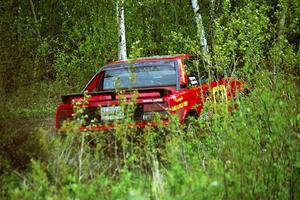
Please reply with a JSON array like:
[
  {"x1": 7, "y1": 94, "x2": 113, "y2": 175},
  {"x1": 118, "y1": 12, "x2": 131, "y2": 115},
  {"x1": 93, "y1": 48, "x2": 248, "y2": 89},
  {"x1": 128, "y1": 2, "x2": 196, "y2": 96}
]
[{"x1": 0, "y1": 0, "x2": 299, "y2": 199}]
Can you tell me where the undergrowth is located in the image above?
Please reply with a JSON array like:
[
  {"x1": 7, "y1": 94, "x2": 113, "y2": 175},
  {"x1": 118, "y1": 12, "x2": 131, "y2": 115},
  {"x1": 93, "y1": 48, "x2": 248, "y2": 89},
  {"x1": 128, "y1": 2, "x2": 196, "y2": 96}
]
[{"x1": 0, "y1": 72, "x2": 299, "y2": 199}]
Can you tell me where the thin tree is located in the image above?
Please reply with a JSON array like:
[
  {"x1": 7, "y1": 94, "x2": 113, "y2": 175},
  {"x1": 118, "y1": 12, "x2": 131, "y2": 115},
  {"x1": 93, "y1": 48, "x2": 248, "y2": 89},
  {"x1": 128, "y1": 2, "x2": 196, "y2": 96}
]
[
  {"x1": 191, "y1": 0, "x2": 208, "y2": 54},
  {"x1": 210, "y1": 0, "x2": 216, "y2": 49},
  {"x1": 117, "y1": 0, "x2": 127, "y2": 60},
  {"x1": 191, "y1": 0, "x2": 214, "y2": 89},
  {"x1": 29, "y1": 0, "x2": 41, "y2": 41}
]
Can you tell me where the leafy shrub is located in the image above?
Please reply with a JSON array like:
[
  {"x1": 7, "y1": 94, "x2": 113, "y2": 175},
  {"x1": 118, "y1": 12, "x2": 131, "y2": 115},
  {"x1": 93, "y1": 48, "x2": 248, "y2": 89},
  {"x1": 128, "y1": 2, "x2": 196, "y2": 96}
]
[{"x1": 1, "y1": 71, "x2": 299, "y2": 199}]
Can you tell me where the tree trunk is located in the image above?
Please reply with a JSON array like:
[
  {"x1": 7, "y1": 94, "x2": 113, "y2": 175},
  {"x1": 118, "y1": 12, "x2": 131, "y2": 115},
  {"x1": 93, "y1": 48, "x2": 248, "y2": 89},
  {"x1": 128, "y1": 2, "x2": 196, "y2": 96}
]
[
  {"x1": 29, "y1": 0, "x2": 41, "y2": 41},
  {"x1": 274, "y1": 1, "x2": 288, "y2": 78},
  {"x1": 278, "y1": 2, "x2": 287, "y2": 38},
  {"x1": 210, "y1": 0, "x2": 216, "y2": 50},
  {"x1": 191, "y1": 0, "x2": 208, "y2": 54},
  {"x1": 117, "y1": 0, "x2": 127, "y2": 60}
]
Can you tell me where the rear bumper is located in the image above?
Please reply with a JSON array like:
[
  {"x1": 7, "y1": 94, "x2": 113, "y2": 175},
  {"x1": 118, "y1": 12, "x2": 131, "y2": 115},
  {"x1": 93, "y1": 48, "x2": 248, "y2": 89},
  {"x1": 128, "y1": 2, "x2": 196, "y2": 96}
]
[{"x1": 80, "y1": 120, "x2": 170, "y2": 131}]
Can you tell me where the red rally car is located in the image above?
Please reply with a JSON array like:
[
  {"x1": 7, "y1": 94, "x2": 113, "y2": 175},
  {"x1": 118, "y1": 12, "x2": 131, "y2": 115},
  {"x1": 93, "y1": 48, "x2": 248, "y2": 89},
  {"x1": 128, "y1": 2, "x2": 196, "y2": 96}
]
[{"x1": 56, "y1": 54, "x2": 244, "y2": 131}]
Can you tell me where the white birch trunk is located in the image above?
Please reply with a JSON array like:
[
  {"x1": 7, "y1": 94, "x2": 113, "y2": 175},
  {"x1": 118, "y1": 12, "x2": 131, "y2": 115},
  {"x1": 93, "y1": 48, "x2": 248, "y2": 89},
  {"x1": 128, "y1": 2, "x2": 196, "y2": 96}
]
[
  {"x1": 117, "y1": 0, "x2": 127, "y2": 60},
  {"x1": 191, "y1": 0, "x2": 208, "y2": 54}
]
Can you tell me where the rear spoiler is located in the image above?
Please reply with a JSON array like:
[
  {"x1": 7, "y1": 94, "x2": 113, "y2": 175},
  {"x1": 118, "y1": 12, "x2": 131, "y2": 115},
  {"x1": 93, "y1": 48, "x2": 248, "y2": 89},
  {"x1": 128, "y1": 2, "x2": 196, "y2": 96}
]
[
  {"x1": 61, "y1": 88, "x2": 173, "y2": 104},
  {"x1": 61, "y1": 90, "x2": 116, "y2": 104}
]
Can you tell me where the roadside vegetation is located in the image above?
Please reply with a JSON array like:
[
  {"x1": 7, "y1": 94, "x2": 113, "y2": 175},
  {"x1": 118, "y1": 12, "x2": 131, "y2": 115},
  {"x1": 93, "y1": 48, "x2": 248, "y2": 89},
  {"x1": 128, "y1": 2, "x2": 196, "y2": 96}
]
[{"x1": 0, "y1": 0, "x2": 299, "y2": 199}]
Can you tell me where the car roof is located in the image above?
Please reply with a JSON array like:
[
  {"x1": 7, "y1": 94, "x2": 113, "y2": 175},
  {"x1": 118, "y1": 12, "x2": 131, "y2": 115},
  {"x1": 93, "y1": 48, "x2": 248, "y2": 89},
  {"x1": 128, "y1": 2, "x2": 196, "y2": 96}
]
[{"x1": 107, "y1": 54, "x2": 193, "y2": 65}]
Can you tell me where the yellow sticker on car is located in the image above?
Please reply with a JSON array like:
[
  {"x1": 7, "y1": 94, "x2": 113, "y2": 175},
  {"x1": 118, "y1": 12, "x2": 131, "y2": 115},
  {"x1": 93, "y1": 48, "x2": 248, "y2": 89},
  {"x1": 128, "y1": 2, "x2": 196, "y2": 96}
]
[
  {"x1": 171, "y1": 101, "x2": 188, "y2": 111},
  {"x1": 212, "y1": 85, "x2": 227, "y2": 104},
  {"x1": 174, "y1": 96, "x2": 183, "y2": 103}
]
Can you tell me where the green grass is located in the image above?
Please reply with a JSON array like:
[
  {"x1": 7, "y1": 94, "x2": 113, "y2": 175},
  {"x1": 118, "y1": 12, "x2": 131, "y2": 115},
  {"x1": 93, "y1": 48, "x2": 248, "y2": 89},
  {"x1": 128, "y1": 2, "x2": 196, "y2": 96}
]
[{"x1": 0, "y1": 73, "x2": 299, "y2": 199}]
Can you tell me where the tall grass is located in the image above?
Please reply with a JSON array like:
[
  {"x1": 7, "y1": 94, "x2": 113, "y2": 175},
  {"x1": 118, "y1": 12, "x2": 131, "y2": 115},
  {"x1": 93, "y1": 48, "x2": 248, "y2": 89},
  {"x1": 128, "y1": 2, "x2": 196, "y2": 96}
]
[{"x1": 0, "y1": 72, "x2": 299, "y2": 199}]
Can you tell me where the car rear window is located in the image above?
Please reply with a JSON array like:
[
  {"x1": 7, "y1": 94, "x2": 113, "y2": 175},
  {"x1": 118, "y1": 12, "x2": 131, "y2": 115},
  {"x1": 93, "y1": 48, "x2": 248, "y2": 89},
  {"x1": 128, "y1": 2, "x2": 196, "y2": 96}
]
[{"x1": 102, "y1": 61, "x2": 177, "y2": 90}]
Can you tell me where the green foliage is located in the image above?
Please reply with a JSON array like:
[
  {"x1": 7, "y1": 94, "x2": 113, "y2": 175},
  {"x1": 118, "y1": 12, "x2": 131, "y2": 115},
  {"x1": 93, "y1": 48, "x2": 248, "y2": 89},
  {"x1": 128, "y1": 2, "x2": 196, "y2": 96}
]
[
  {"x1": 1, "y1": 72, "x2": 299, "y2": 199},
  {"x1": 1, "y1": 0, "x2": 299, "y2": 199},
  {"x1": 213, "y1": 2, "x2": 271, "y2": 76}
]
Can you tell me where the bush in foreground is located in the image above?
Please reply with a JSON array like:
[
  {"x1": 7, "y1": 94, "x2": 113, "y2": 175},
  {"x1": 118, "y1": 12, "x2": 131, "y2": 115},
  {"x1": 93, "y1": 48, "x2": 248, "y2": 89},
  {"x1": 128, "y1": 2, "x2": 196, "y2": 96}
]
[{"x1": 0, "y1": 73, "x2": 299, "y2": 199}]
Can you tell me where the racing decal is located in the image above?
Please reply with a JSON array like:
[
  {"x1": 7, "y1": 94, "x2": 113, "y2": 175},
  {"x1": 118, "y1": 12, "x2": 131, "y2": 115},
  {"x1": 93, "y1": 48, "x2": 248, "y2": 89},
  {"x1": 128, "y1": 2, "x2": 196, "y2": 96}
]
[
  {"x1": 142, "y1": 98, "x2": 163, "y2": 103},
  {"x1": 153, "y1": 98, "x2": 163, "y2": 102},
  {"x1": 174, "y1": 96, "x2": 183, "y2": 103},
  {"x1": 171, "y1": 101, "x2": 188, "y2": 111},
  {"x1": 212, "y1": 85, "x2": 227, "y2": 103}
]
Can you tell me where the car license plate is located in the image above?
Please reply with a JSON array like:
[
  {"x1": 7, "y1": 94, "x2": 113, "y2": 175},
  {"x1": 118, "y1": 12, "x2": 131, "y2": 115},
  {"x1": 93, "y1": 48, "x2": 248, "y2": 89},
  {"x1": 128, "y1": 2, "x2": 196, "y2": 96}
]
[{"x1": 101, "y1": 106, "x2": 124, "y2": 120}]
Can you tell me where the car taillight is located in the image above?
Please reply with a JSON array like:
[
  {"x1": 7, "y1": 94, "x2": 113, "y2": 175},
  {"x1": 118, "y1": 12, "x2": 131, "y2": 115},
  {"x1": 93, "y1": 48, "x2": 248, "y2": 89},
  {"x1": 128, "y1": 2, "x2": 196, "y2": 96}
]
[
  {"x1": 143, "y1": 102, "x2": 168, "y2": 112},
  {"x1": 142, "y1": 102, "x2": 169, "y2": 121},
  {"x1": 56, "y1": 108, "x2": 73, "y2": 128}
]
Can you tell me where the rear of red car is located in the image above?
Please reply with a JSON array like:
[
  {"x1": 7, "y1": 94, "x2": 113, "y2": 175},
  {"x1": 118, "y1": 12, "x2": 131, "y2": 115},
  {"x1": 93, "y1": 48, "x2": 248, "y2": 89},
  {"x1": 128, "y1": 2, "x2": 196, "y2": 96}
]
[
  {"x1": 56, "y1": 54, "x2": 244, "y2": 131},
  {"x1": 56, "y1": 55, "x2": 188, "y2": 131},
  {"x1": 56, "y1": 88, "x2": 175, "y2": 131}
]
